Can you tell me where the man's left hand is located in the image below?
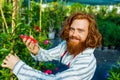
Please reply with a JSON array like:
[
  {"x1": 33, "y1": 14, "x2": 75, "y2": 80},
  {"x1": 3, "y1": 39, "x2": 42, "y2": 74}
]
[{"x1": 1, "y1": 54, "x2": 20, "y2": 70}]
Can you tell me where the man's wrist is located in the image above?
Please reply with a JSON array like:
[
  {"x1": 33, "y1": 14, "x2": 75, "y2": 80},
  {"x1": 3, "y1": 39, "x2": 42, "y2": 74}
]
[
  {"x1": 12, "y1": 60, "x2": 25, "y2": 75},
  {"x1": 32, "y1": 47, "x2": 40, "y2": 55}
]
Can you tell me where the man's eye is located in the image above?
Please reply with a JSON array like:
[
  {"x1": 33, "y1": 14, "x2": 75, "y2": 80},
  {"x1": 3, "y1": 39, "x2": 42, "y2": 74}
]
[
  {"x1": 78, "y1": 29, "x2": 84, "y2": 33},
  {"x1": 70, "y1": 28, "x2": 74, "y2": 31}
]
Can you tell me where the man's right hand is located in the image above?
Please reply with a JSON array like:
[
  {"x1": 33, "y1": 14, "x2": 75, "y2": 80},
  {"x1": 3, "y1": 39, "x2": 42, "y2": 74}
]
[{"x1": 22, "y1": 35, "x2": 40, "y2": 55}]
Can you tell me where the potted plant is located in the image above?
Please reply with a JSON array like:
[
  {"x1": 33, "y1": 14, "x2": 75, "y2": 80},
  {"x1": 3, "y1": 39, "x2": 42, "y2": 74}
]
[
  {"x1": 47, "y1": 1, "x2": 68, "y2": 39},
  {"x1": 48, "y1": 19, "x2": 55, "y2": 39}
]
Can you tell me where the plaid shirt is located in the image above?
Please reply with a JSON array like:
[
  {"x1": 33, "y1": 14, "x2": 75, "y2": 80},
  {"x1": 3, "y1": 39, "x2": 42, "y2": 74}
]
[{"x1": 13, "y1": 41, "x2": 96, "y2": 80}]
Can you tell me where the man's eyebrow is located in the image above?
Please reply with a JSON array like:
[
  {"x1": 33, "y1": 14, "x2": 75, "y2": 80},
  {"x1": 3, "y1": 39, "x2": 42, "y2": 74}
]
[
  {"x1": 70, "y1": 26, "x2": 74, "y2": 29},
  {"x1": 70, "y1": 26, "x2": 85, "y2": 31},
  {"x1": 78, "y1": 28, "x2": 85, "y2": 31}
]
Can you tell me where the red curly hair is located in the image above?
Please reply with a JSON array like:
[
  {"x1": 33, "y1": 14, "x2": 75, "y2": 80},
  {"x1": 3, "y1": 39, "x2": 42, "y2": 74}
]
[{"x1": 60, "y1": 12, "x2": 102, "y2": 48}]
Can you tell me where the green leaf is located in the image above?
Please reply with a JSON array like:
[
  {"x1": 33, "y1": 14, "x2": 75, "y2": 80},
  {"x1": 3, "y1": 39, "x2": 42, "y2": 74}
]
[{"x1": 0, "y1": 48, "x2": 9, "y2": 52}]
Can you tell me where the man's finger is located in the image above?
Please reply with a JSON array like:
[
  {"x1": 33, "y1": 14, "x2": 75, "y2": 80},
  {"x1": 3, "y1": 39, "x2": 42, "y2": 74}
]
[
  {"x1": 26, "y1": 39, "x2": 31, "y2": 46},
  {"x1": 1, "y1": 63, "x2": 7, "y2": 68},
  {"x1": 5, "y1": 56, "x2": 9, "y2": 60},
  {"x1": 14, "y1": 54, "x2": 19, "y2": 59},
  {"x1": 3, "y1": 59, "x2": 8, "y2": 64},
  {"x1": 14, "y1": 53, "x2": 17, "y2": 57},
  {"x1": 30, "y1": 35, "x2": 34, "y2": 38},
  {"x1": 8, "y1": 53, "x2": 12, "y2": 56},
  {"x1": 6, "y1": 54, "x2": 12, "y2": 60},
  {"x1": 23, "y1": 38, "x2": 27, "y2": 43},
  {"x1": 29, "y1": 42, "x2": 34, "y2": 49}
]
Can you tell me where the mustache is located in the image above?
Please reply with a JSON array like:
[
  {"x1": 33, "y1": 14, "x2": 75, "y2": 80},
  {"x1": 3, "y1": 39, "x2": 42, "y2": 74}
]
[{"x1": 69, "y1": 36, "x2": 80, "y2": 40}]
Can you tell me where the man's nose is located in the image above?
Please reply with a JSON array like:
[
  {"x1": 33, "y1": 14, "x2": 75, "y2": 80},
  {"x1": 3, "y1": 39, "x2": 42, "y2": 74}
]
[{"x1": 72, "y1": 30, "x2": 77, "y2": 36}]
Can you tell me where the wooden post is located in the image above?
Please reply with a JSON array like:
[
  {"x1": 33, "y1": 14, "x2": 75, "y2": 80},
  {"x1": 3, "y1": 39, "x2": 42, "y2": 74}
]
[
  {"x1": 12, "y1": 0, "x2": 17, "y2": 34},
  {"x1": 40, "y1": 0, "x2": 42, "y2": 30}
]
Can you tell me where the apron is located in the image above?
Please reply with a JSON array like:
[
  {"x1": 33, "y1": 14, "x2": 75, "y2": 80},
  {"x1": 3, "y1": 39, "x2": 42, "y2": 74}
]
[{"x1": 41, "y1": 51, "x2": 70, "y2": 74}]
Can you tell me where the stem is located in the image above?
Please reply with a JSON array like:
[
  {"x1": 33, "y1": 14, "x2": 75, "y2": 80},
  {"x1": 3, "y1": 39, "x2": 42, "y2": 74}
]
[
  {"x1": 0, "y1": 6, "x2": 9, "y2": 33},
  {"x1": 2, "y1": 22, "x2": 5, "y2": 33},
  {"x1": 28, "y1": 0, "x2": 30, "y2": 25},
  {"x1": 10, "y1": 40, "x2": 15, "y2": 54}
]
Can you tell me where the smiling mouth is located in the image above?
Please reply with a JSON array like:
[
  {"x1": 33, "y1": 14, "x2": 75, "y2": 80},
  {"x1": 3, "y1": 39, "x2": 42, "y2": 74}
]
[{"x1": 70, "y1": 38, "x2": 79, "y2": 42}]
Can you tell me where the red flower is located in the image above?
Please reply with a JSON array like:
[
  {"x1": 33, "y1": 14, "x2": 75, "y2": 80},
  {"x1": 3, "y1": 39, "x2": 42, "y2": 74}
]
[
  {"x1": 34, "y1": 26, "x2": 41, "y2": 32},
  {"x1": 44, "y1": 69, "x2": 52, "y2": 74},
  {"x1": 44, "y1": 40, "x2": 49, "y2": 45}
]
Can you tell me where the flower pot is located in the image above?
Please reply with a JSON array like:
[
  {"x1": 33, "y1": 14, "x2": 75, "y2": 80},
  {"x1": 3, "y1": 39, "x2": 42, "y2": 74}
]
[{"x1": 48, "y1": 31, "x2": 55, "y2": 39}]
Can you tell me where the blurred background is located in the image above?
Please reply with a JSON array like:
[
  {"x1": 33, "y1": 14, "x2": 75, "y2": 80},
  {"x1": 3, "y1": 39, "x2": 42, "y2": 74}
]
[{"x1": 0, "y1": 0, "x2": 120, "y2": 80}]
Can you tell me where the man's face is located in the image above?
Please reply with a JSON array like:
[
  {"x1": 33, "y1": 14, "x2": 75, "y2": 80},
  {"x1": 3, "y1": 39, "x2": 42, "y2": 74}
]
[{"x1": 69, "y1": 19, "x2": 89, "y2": 44}]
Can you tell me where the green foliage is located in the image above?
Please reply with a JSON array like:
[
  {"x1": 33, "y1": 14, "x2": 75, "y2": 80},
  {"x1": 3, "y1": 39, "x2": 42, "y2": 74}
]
[
  {"x1": 97, "y1": 6, "x2": 110, "y2": 19},
  {"x1": 97, "y1": 16, "x2": 120, "y2": 46},
  {"x1": 1, "y1": 1, "x2": 120, "y2": 79},
  {"x1": 107, "y1": 60, "x2": 120, "y2": 80},
  {"x1": 70, "y1": 3, "x2": 86, "y2": 14},
  {"x1": 0, "y1": 22, "x2": 52, "y2": 79},
  {"x1": 30, "y1": 1, "x2": 40, "y2": 25},
  {"x1": 0, "y1": 3, "x2": 12, "y2": 26},
  {"x1": 42, "y1": 1, "x2": 68, "y2": 32}
]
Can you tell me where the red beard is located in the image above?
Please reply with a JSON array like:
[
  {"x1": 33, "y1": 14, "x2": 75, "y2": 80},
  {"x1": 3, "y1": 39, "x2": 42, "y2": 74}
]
[{"x1": 67, "y1": 36, "x2": 86, "y2": 56}]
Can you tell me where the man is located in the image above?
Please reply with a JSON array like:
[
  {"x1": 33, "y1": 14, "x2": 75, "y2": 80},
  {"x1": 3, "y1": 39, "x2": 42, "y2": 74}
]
[{"x1": 1, "y1": 12, "x2": 102, "y2": 80}]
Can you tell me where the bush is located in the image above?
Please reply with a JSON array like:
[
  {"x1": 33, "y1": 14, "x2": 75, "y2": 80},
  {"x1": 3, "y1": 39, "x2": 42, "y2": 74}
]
[
  {"x1": 97, "y1": 18, "x2": 120, "y2": 47},
  {"x1": 0, "y1": 23, "x2": 52, "y2": 79}
]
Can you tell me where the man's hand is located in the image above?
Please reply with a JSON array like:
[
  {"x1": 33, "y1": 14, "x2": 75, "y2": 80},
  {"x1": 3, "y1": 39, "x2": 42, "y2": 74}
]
[
  {"x1": 23, "y1": 35, "x2": 40, "y2": 55},
  {"x1": 1, "y1": 54, "x2": 20, "y2": 70}
]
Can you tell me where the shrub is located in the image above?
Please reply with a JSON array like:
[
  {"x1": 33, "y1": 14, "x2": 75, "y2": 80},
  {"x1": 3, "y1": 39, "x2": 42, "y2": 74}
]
[
  {"x1": 0, "y1": 23, "x2": 52, "y2": 79},
  {"x1": 97, "y1": 18, "x2": 120, "y2": 47}
]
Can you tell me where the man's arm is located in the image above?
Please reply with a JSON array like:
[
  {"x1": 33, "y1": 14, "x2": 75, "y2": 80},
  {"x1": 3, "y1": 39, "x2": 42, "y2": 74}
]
[
  {"x1": 12, "y1": 53, "x2": 96, "y2": 80},
  {"x1": 31, "y1": 41, "x2": 66, "y2": 61}
]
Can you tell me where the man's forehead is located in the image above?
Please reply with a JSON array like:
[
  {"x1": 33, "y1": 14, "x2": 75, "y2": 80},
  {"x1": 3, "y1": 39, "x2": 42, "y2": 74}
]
[{"x1": 70, "y1": 20, "x2": 89, "y2": 28}]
